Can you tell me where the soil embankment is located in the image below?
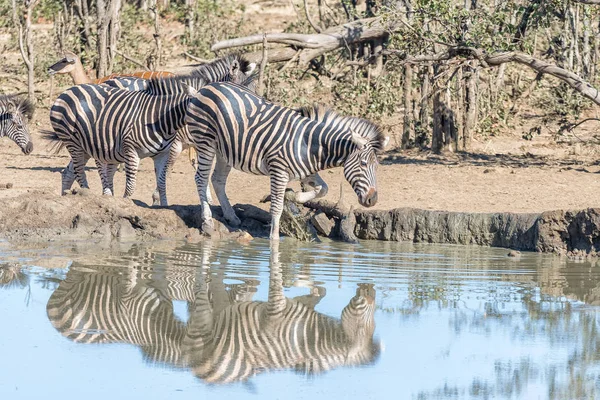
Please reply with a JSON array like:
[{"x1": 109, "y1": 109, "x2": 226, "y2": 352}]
[{"x1": 1, "y1": 191, "x2": 599, "y2": 257}]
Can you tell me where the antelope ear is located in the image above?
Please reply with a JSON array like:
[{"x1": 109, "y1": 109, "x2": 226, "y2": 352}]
[
  {"x1": 351, "y1": 131, "x2": 368, "y2": 150},
  {"x1": 383, "y1": 136, "x2": 390, "y2": 149}
]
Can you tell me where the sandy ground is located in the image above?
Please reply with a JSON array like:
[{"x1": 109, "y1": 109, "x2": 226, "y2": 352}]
[
  {"x1": 2, "y1": 129, "x2": 600, "y2": 215},
  {"x1": 1, "y1": 0, "x2": 600, "y2": 217}
]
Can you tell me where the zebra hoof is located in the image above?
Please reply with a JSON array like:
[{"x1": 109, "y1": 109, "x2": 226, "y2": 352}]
[
  {"x1": 225, "y1": 215, "x2": 241, "y2": 228},
  {"x1": 201, "y1": 220, "x2": 215, "y2": 236}
]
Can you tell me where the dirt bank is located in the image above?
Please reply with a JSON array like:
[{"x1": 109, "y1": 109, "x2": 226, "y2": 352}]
[{"x1": 1, "y1": 189, "x2": 599, "y2": 257}]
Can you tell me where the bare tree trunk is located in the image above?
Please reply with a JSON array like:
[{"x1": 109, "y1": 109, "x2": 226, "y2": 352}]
[
  {"x1": 73, "y1": 0, "x2": 92, "y2": 55},
  {"x1": 107, "y1": 0, "x2": 121, "y2": 74},
  {"x1": 456, "y1": 67, "x2": 464, "y2": 152},
  {"x1": 152, "y1": 6, "x2": 163, "y2": 70},
  {"x1": 582, "y1": 7, "x2": 591, "y2": 78},
  {"x1": 432, "y1": 66, "x2": 443, "y2": 153},
  {"x1": 401, "y1": 64, "x2": 413, "y2": 148},
  {"x1": 464, "y1": 64, "x2": 477, "y2": 151},
  {"x1": 12, "y1": 0, "x2": 37, "y2": 101},
  {"x1": 97, "y1": 0, "x2": 109, "y2": 77},
  {"x1": 417, "y1": 66, "x2": 431, "y2": 148},
  {"x1": 185, "y1": 0, "x2": 196, "y2": 41}
]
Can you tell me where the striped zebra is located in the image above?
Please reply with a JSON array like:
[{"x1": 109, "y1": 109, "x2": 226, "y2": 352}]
[
  {"x1": 45, "y1": 244, "x2": 379, "y2": 382},
  {"x1": 185, "y1": 82, "x2": 389, "y2": 239},
  {"x1": 46, "y1": 262, "x2": 188, "y2": 366},
  {"x1": 44, "y1": 55, "x2": 256, "y2": 205},
  {"x1": 183, "y1": 242, "x2": 380, "y2": 383},
  {"x1": 0, "y1": 94, "x2": 34, "y2": 155}
]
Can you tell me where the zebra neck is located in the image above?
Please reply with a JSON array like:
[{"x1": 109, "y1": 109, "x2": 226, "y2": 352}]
[
  {"x1": 149, "y1": 95, "x2": 190, "y2": 137},
  {"x1": 311, "y1": 126, "x2": 352, "y2": 170}
]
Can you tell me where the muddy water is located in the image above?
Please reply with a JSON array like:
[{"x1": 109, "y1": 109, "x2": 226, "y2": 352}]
[{"x1": 1, "y1": 239, "x2": 600, "y2": 399}]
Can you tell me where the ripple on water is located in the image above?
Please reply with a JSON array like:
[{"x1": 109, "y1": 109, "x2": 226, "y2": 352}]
[{"x1": 1, "y1": 239, "x2": 600, "y2": 399}]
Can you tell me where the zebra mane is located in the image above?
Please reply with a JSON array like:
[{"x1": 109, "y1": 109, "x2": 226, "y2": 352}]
[
  {"x1": 0, "y1": 94, "x2": 35, "y2": 121},
  {"x1": 297, "y1": 104, "x2": 386, "y2": 154},
  {"x1": 144, "y1": 53, "x2": 254, "y2": 95}
]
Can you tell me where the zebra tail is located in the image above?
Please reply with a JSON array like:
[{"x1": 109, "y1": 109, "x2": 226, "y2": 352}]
[{"x1": 39, "y1": 129, "x2": 67, "y2": 154}]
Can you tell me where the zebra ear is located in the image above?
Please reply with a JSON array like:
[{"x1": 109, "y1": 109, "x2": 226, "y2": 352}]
[
  {"x1": 180, "y1": 83, "x2": 199, "y2": 97},
  {"x1": 230, "y1": 60, "x2": 241, "y2": 76},
  {"x1": 351, "y1": 131, "x2": 368, "y2": 150},
  {"x1": 247, "y1": 62, "x2": 257, "y2": 75}
]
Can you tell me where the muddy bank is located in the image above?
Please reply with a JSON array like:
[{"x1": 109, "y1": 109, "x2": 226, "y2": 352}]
[
  {"x1": 346, "y1": 205, "x2": 600, "y2": 257},
  {"x1": 1, "y1": 191, "x2": 600, "y2": 256}
]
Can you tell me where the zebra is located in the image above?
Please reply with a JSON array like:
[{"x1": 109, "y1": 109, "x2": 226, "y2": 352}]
[
  {"x1": 45, "y1": 243, "x2": 380, "y2": 382},
  {"x1": 44, "y1": 55, "x2": 256, "y2": 205},
  {"x1": 183, "y1": 242, "x2": 380, "y2": 383},
  {"x1": 184, "y1": 82, "x2": 389, "y2": 240},
  {"x1": 0, "y1": 94, "x2": 34, "y2": 155}
]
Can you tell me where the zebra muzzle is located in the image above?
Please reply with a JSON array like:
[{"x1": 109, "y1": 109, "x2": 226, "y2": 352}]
[
  {"x1": 359, "y1": 188, "x2": 377, "y2": 208},
  {"x1": 22, "y1": 141, "x2": 33, "y2": 155}
]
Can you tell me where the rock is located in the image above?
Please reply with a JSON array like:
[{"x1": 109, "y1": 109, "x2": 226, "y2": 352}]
[
  {"x1": 311, "y1": 212, "x2": 334, "y2": 237},
  {"x1": 507, "y1": 250, "x2": 521, "y2": 257},
  {"x1": 0, "y1": 183, "x2": 13, "y2": 189},
  {"x1": 185, "y1": 228, "x2": 204, "y2": 243},
  {"x1": 235, "y1": 231, "x2": 254, "y2": 244},
  {"x1": 338, "y1": 207, "x2": 359, "y2": 244},
  {"x1": 115, "y1": 219, "x2": 138, "y2": 241}
]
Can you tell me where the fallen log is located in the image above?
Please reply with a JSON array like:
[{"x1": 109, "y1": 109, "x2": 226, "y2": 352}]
[{"x1": 212, "y1": 17, "x2": 395, "y2": 66}]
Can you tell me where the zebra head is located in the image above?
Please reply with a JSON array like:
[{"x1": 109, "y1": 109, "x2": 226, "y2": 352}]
[
  {"x1": 47, "y1": 51, "x2": 79, "y2": 76},
  {"x1": 344, "y1": 120, "x2": 389, "y2": 208},
  {"x1": 196, "y1": 53, "x2": 257, "y2": 92},
  {"x1": 0, "y1": 95, "x2": 34, "y2": 154},
  {"x1": 342, "y1": 283, "x2": 381, "y2": 366}
]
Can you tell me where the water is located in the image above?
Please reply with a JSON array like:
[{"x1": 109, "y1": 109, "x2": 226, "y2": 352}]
[{"x1": 1, "y1": 239, "x2": 600, "y2": 400}]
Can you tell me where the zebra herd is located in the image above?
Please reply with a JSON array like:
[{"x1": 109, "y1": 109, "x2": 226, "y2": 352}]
[
  {"x1": 45, "y1": 242, "x2": 380, "y2": 382},
  {"x1": 2, "y1": 52, "x2": 389, "y2": 240}
]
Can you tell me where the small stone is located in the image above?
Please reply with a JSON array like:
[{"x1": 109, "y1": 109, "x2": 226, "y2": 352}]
[
  {"x1": 311, "y1": 212, "x2": 334, "y2": 236},
  {"x1": 507, "y1": 250, "x2": 521, "y2": 257},
  {"x1": 235, "y1": 231, "x2": 253, "y2": 244},
  {"x1": 185, "y1": 228, "x2": 204, "y2": 243},
  {"x1": 483, "y1": 168, "x2": 495, "y2": 174}
]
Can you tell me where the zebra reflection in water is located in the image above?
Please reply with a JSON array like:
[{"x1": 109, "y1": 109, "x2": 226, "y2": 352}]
[{"x1": 46, "y1": 243, "x2": 380, "y2": 383}]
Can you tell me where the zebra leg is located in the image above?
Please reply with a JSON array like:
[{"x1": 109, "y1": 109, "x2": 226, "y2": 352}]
[
  {"x1": 95, "y1": 160, "x2": 113, "y2": 196},
  {"x1": 123, "y1": 149, "x2": 140, "y2": 199},
  {"x1": 268, "y1": 171, "x2": 289, "y2": 241},
  {"x1": 72, "y1": 152, "x2": 91, "y2": 190},
  {"x1": 105, "y1": 163, "x2": 118, "y2": 196},
  {"x1": 195, "y1": 148, "x2": 216, "y2": 234},
  {"x1": 152, "y1": 149, "x2": 171, "y2": 207},
  {"x1": 61, "y1": 161, "x2": 76, "y2": 195},
  {"x1": 294, "y1": 173, "x2": 329, "y2": 203},
  {"x1": 211, "y1": 154, "x2": 241, "y2": 227}
]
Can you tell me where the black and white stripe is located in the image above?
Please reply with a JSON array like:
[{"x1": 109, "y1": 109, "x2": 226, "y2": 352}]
[
  {"x1": 185, "y1": 82, "x2": 389, "y2": 239},
  {"x1": 45, "y1": 245, "x2": 380, "y2": 382},
  {"x1": 0, "y1": 94, "x2": 34, "y2": 155},
  {"x1": 44, "y1": 54, "x2": 256, "y2": 205},
  {"x1": 184, "y1": 244, "x2": 380, "y2": 383}
]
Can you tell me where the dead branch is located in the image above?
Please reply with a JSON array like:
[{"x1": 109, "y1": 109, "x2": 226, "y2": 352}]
[
  {"x1": 212, "y1": 16, "x2": 395, "y2": 66},
  {"x1": 387, "y1": 48, "x2": 600, "y2": 106},
  {"x1": 182, "y1": 52, "x2": 212, "y2": 63},
  {"x1": 257, "y1": 33, "x2": 268, "y2": 96},
  {"x1": 114, "y1": 49, "x2": 149, "y2": 70},
  {"x1": 304, "y1": 0, "x2": 322, "y2": 33}
]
